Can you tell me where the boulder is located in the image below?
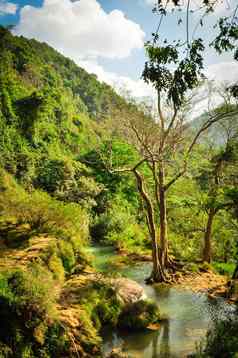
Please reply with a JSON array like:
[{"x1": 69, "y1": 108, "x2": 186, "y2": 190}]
[
  {"x1": 118, "y1": 299, "x2": 160, "y2": 330},
  {"x1": 108, "y1": 277, "x2": 146, "y2": 305}
]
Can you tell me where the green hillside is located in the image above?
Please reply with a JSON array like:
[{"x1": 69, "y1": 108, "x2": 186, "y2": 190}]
[
  {"x1": 0, "y1": 26, "x2": 237, "y2": 358},
  {"x1": 0, "y1": 27, "x2": 145, "y2": 357},
  {"x1": 0, "y1": 26, "x2": 125, "y2": 187}
]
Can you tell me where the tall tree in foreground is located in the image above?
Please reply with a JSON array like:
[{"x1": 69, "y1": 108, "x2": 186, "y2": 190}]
[
  {"x1": 104, "y1": 96, "x2": 238, "y2": 282},
  {"x1": 102, "y1": 0, "x2": 238, "y2": 282},
  {"x1": 138, "y1": 0, "x2": 238, "y2": 280}
]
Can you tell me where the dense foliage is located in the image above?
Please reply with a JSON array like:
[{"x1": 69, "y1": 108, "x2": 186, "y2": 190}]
[{"x1": 0, "y1": 26, "x2": 237, "y2": 357}]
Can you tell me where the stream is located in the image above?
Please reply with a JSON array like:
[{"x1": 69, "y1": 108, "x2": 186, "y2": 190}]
[{"x1": 88, "y1": 246, "x2": 236, "y2": 358}]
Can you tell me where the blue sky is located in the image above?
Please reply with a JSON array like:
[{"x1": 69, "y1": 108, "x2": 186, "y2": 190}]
[
  {"x1": 0, "y1": 0, "x2": 157, "y2": 80},
  {"x1": 0, "y1": 0, "x2": 237, "y2": 99}
]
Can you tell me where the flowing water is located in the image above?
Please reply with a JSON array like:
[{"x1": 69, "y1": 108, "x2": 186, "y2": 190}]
[{"x1": 87, "y1": 246, "x2": 236, "y2": 358}]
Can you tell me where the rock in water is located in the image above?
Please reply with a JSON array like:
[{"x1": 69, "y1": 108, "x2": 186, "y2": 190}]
[{"x1": 109, "y1": 277, "x2": 146, "y2": 305}]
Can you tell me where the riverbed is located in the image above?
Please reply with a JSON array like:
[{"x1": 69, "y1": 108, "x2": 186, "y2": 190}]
[{"x1": 88, "y1": 246, "x2": 236, "y2": 358}]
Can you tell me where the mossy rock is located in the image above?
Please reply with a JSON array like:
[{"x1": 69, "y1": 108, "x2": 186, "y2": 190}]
[
  {"x1": 107, "y1": 348, "x2": 128, "y2": 358},
  {"x1": 186, "y1": 263, "x2": 199, "y2": 273},
  {"x1": 94, "y1": 295, "x2": 122, "y2": 327},
  {"x1": 199, "y1": 262, "x2": 213, "y2": 272},
  {"x1": 118, "y1": 300, "x2": 160, "y2": 331}
]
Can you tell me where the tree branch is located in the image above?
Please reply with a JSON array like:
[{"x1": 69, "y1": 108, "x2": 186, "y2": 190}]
[
  {"x1": 165, "y1": 108, "x2": 238, "y2": 191},
  {"x1": 188, "y1": 109, "x2": 238, "y2": 155}
]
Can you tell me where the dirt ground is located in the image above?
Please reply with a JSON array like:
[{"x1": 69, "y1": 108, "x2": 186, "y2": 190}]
[{"x1": 175, "y1": 270, "x2": 229, "y2": 300}]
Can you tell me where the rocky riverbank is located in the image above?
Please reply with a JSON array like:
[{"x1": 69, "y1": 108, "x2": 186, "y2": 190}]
[
  {"x1": 0, "y1": 234, "x2": 162, "y2": 357},
  {"x1": 171, "y1": 267, "x2": 238, "y2": 304},
  {"x1": 174, "y1": 270, "x2": 232, "y2": 300}
]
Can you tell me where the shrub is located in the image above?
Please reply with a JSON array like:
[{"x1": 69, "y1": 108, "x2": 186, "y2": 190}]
[
  {"x1": 0, "y1": 264, "x2": 65, "y2": 357},
  {"x1": 91, "y1": 195, "x2": 148, "y2": 253},
  {"x1": 118, "y1": 300, "x2": 160, "y2": 330},
  {"x1": 186, "y1": 263, "x2": 199, "y2": 273},
  {"x1": 36, "y1": 158, "x2": 102, "y2": 208},
  {"x1": 0, "y1": 168, "x2": 90, "y2": 251},
  {"x1": 48, "y1": 253, "x2": 65, "y2": 282},
  {"x1": 58, "y1": 240, "x2": 76, "y2": 274},
  {"x1": 94, "y1": 291, "x2": 122, "y2": 328},
  {"x1": 196, "y1": 317, "x2": 238, "y2": 357},
  {"x1": 199, "y1": 262, "x2": 213, "y2": 272},
  {"x1": 212, "y1": 262, "x2": 236, "y2": 277}
]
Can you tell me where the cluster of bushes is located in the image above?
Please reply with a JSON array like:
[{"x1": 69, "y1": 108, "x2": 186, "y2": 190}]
[
  {"x1": 0, "y1": 167, "x2": 103, "y2": 356},
  {"x1": 0, "y1": 168, "x2": 89, "y2": 242},
  {"x1": 0, "y1": 265, "x2": 69, "y2": 357},
  {"x1": 212, "y1": 262, "x2": 236, "y2": 277},
  {"x1": 0, "y1": 263, "x2": 107, "y2": 357},
  {"x1": 90, "y1": 196, "x2": 149, "y2": 253},
  {"x1": 195, "y1": 317, "x2": 238, "y2": 357},
  {"x1": 64, "y1": 279, "x2": 160, "y2": 333}
]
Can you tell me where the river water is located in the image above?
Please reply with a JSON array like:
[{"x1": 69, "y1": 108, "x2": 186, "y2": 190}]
[{"x1": 88, "y1": 246, "x2": 236, "y2": 358}]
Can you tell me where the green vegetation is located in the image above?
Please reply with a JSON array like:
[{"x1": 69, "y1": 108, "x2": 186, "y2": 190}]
[
  {"x1": 196, "y1": 318, "x2": 238, "y2": 358},
  {"x1": 0, "y1": 266, "x2": 64, "y2": 358},
  {"x1": 118, "y1": 300, "x2": 160, "y2": 330},
  {"x1": 0, "y1": 27, "x2": 166, "y2": 356},
  {"x1": 0, "y1": 17, "x2": 237, "y2": 357},
  {"x1": 213, "y1": 262, "x2": 236, "y2": 278}
]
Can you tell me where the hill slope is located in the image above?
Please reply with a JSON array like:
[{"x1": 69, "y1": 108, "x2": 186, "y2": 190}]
[
  {"x1": 0, "y1": 27, "x2": 145, "y2": 358},
  {"x1": 0, "y1": 26, "x2": 127, "y2": 193}
]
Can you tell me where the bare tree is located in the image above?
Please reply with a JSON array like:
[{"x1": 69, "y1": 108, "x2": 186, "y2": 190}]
[{"x1": 101, "y1": 98, "x2": 238, "y2": 282}]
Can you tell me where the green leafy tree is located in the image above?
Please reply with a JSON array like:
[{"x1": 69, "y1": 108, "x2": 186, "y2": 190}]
[{"x1": 134, "y1": 0, "x2": 238, "y2": 281}]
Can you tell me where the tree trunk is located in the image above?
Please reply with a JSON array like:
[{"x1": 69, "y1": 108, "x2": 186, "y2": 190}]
[
  {"x1": 232, "y1": 263, "x2": 238, "y2": 280},
  {"x1": 202, "y1": 208, "x2": 216, "y2": 263},
  {"x1": 133, "y1": 169, "x2": 166, "y2": 282},
  {"x1": 158, "y1": 162, "x2": 169, "y2": 267}
]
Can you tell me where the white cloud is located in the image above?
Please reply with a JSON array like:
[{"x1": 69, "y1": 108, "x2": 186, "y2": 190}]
[
  {"x1": 14, "y1": 0, "x2": 145, "y2": 60},
  {"x1": 206, "y1": 61, "x2": 238, "y2": 86},
  {"x1": 13, "y1": 0, "x2": 152, "y2": 99},
  {"x1": 191, "y1": 61, "x2": 238, "y2": 118},
  {"x1": 78, "y1": 59, "x2": 155, "y2": 99},
  {"x1": 0, "y1": 1, "x2": 18, "y2": 15}
]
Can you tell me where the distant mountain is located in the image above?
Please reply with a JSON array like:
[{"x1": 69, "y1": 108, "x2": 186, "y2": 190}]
[{"x1": 191, "y1": 110, "x2": 238, "y2": 146}]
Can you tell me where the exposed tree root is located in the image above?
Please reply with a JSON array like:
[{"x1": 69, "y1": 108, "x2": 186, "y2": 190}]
[{"x1": 165, "y1": 256, "x2": 184, "y2": 272}]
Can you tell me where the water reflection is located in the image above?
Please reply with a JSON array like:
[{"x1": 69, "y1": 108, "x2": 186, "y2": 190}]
[
  {"x1": 89, "y1": 246, "x2": 236, "y2": 358},
  {"x1": 103, "y1": 287, "x2": 235, "y2": 358}
]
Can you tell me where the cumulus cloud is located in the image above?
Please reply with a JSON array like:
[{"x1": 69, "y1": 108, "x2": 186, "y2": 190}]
[
  {"x1": 0, "y1": 1, "x2": 18, "y2": 15},
  {"x1": 13, "y1": 0, "x2": 151, "y2": 99},
  {"x1": 206, "y1": 61, "x2": 238, "y2": 86},
  {"x1": 14, "y1": 0, "x2": 145, "y2": 60},
  {"x1": 78, "y1": 59, "x2": 155, "y2": 99},
  {"x1": 191, "y1": 61, "x2": 238, "y2": 118}
]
